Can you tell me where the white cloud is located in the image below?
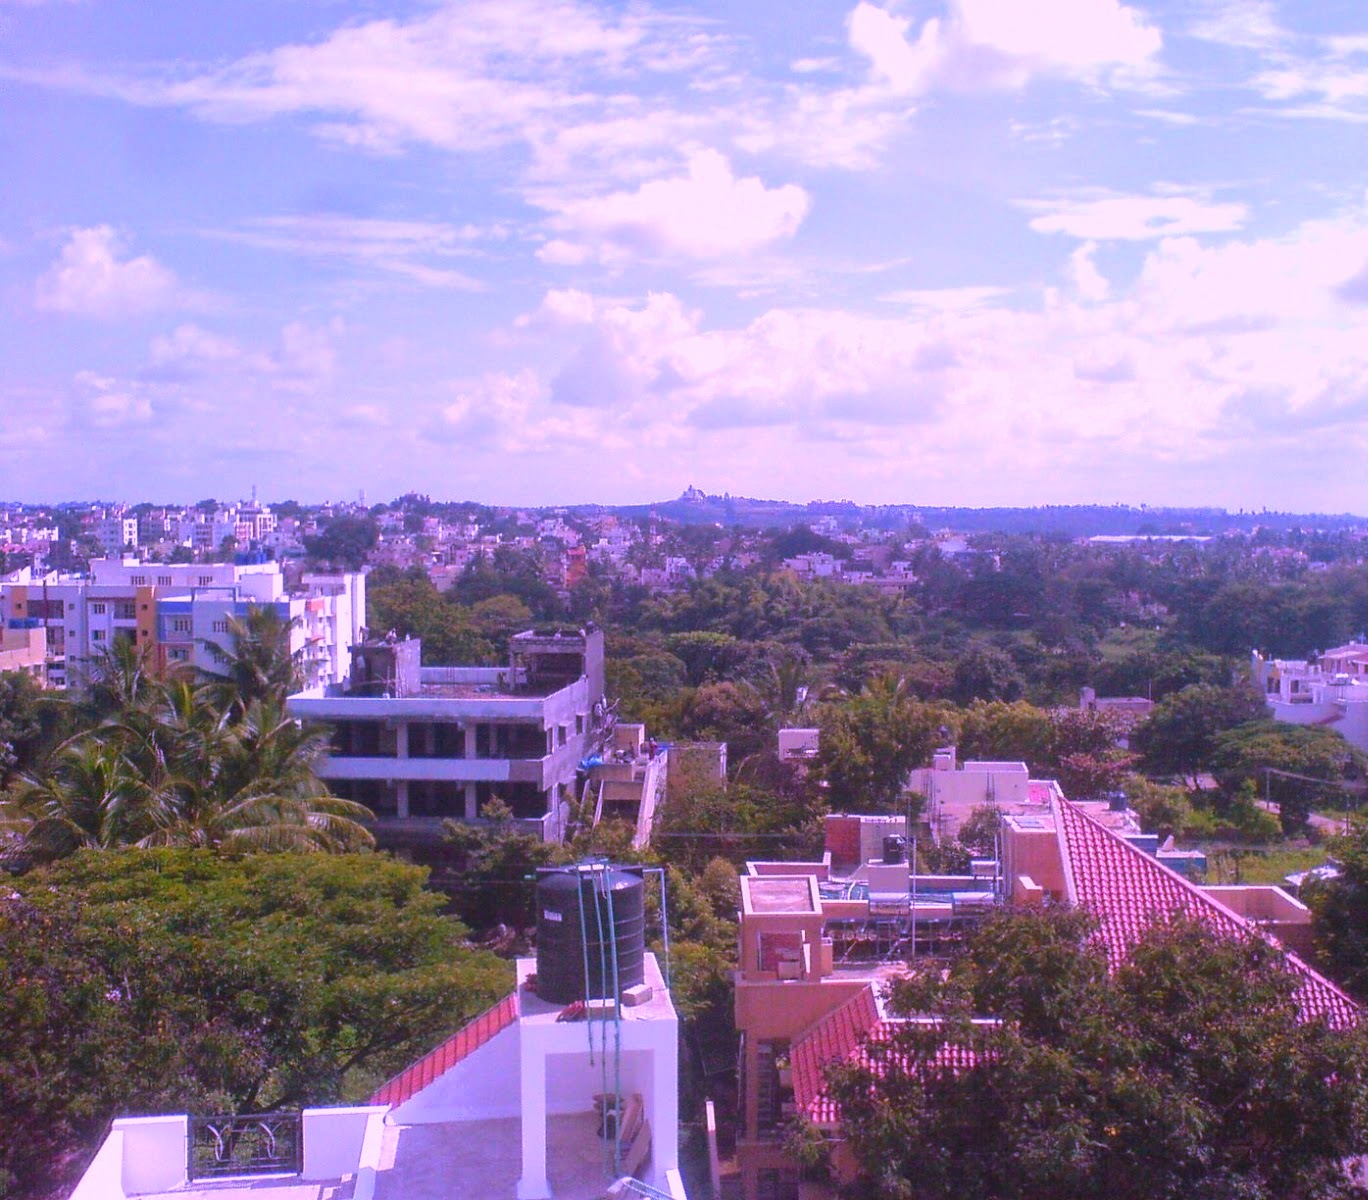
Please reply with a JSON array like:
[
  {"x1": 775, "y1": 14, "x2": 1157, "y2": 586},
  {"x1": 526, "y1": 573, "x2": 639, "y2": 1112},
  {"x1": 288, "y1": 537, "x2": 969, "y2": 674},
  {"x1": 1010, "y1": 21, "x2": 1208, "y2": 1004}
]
[
  {"x1": 847, "y1": 0, "x2": 1161, "y2": 96},
  {"x1": 485, "y1": 196, "x2": 1368, "y2": 493},
  {"x1": 212, "y1": 215, "x2": 488, "y2": 290},
  {"x1": 35, "y1": 226, "x2": 179, "y2": 317},
  {"x1": 1021, "y1": 188, "x2": 1249, "y2": 240},
  {"x1": 1188, "y1": 0, "x2": 1286, "y2": 52},
  {"x1": 1067, "y1": 242, "x2": 1110, "y2": 301},
  {"x1": 538, "y1": 150, "x2": 810, "y2": 264},
  {"x1": 74, "y1": 371, "x2": 153, "y2": 427}
]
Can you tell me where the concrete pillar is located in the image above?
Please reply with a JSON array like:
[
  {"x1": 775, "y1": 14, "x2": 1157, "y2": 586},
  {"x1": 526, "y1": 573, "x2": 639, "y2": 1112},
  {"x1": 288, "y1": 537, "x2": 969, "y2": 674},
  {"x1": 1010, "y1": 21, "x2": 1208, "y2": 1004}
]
[
  {"x1": 395, "y1": 722, "x2": 409, "y2": 759},
  {"x1": 516, "y1": 1041, "x2": 549, "y2": 1199},
  {"x1": 652, "y1": 1026, "x2": 680, "y2": 1175},
  {"x1": 396, "y1": 780, "x2": 409, "y2": 820},
  {"x1": 464, "y1": 723, "x2": 477, "y2": 760},
  {"x1": 465, "y1": 783, "x2": 478, "y2": 821}
]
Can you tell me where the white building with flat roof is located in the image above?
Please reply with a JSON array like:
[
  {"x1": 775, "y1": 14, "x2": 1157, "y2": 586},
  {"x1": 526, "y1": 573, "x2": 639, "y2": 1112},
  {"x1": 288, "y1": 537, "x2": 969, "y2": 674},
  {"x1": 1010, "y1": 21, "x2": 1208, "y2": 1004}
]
[
  {"x1": 1252, "y1": 644, "x2": 1368, "y2": 755},
  {"x1": 0, "y1": 560, "x2": 363, "y2": 691}
]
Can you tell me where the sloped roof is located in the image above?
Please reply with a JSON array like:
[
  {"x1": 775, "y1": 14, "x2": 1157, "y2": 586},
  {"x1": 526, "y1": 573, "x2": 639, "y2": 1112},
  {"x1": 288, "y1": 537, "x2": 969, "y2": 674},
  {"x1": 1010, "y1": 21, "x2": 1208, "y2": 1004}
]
[
  {"x1": 1055, "y1": 797, "x2": 1357, "y2": 1028},
  {"x1": 369, "y1": 992, "x2": 519, "y2": 1108},
  {"x1": 792, "y1": 800, "x2": 1359, "y2": 1127},
  {"x1": 792, "y1": 989, "x2": 983, "y2": 1125},
  {"x1": 791, "y1": 987, "x2": 881, "y2": 1124}
]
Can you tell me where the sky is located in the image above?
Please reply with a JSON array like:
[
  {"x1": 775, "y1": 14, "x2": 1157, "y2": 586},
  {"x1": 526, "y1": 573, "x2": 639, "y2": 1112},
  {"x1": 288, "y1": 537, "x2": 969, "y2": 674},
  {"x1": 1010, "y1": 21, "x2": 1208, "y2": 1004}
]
[{"x1": 3, "y1": 0, "x2": 1368, "y2": 510}]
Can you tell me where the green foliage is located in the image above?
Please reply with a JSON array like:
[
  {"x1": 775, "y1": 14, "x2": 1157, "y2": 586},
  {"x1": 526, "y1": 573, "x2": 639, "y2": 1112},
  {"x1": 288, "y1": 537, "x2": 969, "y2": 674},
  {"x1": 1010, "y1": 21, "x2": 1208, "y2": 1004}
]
[
  {"x1": 441, "y1": 801, "x2": 571, "y2": 934},
  {"x1": 8, "y1": 662, "x2": 372, "y2": 861},
  {"x1": 200, "y1": 604, "x2": 305, "y2": 715},
  {"x1": 816, "y1": 674, "x2": 946, "y2": 812},
  {"x1": 651, "y1": 782, "x2": 823, "y2": 873},
  {"x1": 1310, "y1": 817, "x2": 1368, "y2": 1000},
  {"x1": 949, "y1": 642, "x2": 1026, "y2": 704},
  {"x1": 303, "y1": 515, "x2": 379, "y2": 570},
  {"x1": 367, "y1": 571, "x2": 495, "y2": 665},
  {"x1": 1132, "y1": 683, "x2": 1268, "y2": 782},
  {"x1": 1210, "y1": 721, "x2": 1364, "y2": 835},
  {"x1": 832, "y1": 908, "x2": 1368, "y2": 1200},
  {"x1": 1, "y1": 849, "x2": 509, "y2": 1200},
  {"x1": 0, "y1": 669, "x2": 69, "y2": 788}
]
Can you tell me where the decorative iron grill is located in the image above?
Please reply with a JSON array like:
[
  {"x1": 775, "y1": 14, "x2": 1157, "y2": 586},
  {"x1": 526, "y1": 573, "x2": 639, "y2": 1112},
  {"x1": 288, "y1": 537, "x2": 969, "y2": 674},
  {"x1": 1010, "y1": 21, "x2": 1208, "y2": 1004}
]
[{"x1": 188, "y1": 1112, "x2": 303, "y2": 1179}]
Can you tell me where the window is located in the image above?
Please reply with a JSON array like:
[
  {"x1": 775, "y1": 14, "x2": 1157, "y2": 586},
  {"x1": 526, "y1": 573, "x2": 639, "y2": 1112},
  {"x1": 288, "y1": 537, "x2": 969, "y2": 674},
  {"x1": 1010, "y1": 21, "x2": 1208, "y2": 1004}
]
[
  {"x1": 91, "y1": 603, "x2": 106, "y2": 615},
  {"x1": 131, "y1": 575, "x2": 147, "y2": 586},
  {"x1": 157, "y1": 575, "x2": 172, "y2": 585},
  {"x1": 91, "y1": 630, "x2": 106, "y2": 642},
  {"x1": 171, "y1": 617, "x2": 191, "y2": 634},
  {"x1": 212, "y1": 619, "x2": 229, "y2": 634},
  {"x1": 198, "y1": 575, "x2": 213, "y2": 586},
  {"x1": 168, "y1": 648, "x2": 189, "y2": 662}
]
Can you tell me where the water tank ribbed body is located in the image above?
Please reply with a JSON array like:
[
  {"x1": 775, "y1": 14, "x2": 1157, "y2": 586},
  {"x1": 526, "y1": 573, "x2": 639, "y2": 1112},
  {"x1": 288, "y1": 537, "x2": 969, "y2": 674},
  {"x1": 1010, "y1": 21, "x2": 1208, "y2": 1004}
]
[{"x1": 535, "y1": 867, "x2": 646, "y2": 1004}]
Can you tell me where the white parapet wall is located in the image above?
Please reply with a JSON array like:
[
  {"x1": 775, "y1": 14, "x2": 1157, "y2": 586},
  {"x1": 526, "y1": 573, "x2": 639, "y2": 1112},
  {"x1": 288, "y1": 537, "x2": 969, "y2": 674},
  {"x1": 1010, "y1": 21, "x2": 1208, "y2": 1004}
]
[
  {"x1": 303, "y1": 1106, "x2": 389, "y2": 1180},
  {"x1": 68, "y1": 1130, "x2": 128, "y2": 1200}
]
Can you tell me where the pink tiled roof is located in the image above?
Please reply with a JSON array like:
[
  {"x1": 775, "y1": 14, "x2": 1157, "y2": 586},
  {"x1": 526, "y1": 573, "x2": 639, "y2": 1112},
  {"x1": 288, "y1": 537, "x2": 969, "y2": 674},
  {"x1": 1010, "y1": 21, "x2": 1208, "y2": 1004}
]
[
  {"x1": 792, "y1": 988, "x2": 983, "y2": 1125},
  {"x1": 791, "y1": 987, "x2": 881, "y2": 1123},
  {"x1": 1056, "y1": 798, "x2": 1358, "y2": 1028},
  {"x1": 369, "y1": 992, "x2": 519, "y2": 1108},
  {"x1": 791, "y1": 799, "x2": 1358, "y2": 1130}
]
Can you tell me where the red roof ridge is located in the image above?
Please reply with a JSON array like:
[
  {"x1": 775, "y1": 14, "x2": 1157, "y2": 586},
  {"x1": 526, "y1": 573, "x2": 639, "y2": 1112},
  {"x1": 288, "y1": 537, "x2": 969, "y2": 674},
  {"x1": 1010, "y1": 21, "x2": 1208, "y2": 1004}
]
[
  {"x1": 1054, "y1": 797, "x2": 1358, "y2": 1028},
  {"x1": 369, "y1": 991, "x2": 520, "y2": 1108}
]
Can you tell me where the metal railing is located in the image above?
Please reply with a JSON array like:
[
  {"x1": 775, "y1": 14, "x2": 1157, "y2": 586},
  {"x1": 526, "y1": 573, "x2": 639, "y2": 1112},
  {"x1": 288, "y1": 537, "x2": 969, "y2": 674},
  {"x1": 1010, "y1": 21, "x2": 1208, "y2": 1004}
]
[{"x1": 188, "y1": 1113, "x2": 302, "y2": 1179}]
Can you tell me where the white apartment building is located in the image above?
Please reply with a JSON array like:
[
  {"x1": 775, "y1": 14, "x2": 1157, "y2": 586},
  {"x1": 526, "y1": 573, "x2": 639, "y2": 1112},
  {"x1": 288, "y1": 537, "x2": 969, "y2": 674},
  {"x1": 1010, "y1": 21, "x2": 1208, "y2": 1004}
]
[
  {"x1": 1252, "y1": 644, "x2": 1368, "y2": 755},
  {"x1": 92, "y1": 516, "x2": 139, "y2": 556},
  {"x1": 0, "y1": 560, "x2": 364, "y2": 692},
  {"x1": 288, "y1": 627, "x2": 608, "y2": 842}
]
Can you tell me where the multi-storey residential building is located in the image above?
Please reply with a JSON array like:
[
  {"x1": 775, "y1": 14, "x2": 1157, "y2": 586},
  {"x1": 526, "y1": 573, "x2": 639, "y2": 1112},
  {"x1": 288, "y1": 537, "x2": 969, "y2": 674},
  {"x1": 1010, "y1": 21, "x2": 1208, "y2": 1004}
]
[
  {"x1": 730, "y1": 790, "x2": 1350, "y2": 1200},
  {"x1": 1252, "y1": 643, "x2": 1368, "y2": 754},
  {"x1": 288, "y1": 626, "x2": 610, "y2": 843},
  {"x1": 92, "y1": 515, "x2": 139, "y2": 556},
  {"x1": 0, "y1": 559, "x2": 363, "y2": 691},
  {"x1": 0, "y1": 625, "x2": 46, "y2": 684}
]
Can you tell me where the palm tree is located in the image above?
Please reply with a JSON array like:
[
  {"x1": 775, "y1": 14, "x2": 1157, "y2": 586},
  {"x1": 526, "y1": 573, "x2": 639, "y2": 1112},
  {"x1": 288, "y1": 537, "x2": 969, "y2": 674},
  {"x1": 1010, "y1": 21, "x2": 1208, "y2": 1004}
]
[
  {"x1": 80, "y1": 635, "x2": 162, "y2": 722},
  {"x1": 12, "y1": 738, "x2": 146, "y2": 860},
  {"x1": 10, "y1": 677, "x2": 372, "y2": 859},
  {"x1": 201, "y1": 605, "x2": 306, "y2": 717}
]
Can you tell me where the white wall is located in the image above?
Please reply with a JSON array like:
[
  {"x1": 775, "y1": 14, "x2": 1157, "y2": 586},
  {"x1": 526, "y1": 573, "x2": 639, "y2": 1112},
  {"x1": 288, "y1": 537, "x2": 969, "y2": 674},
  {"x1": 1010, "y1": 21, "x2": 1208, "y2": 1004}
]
[
  {"x1": 393, "y1": 1024, "x2": 522, "y2": 1124},
  {"x1": 111, "y1": 1115, "x2": 187, "y2": 1195},
  {"x1": 68, "y1": 1131, "x2": 127, "y2": 1200},
  {"x1": 302, "y1": 1106, "x2": 388, "y2": 1180},
  {"x1": 545, "y1": 1048, "x2": 652, "y2": 1115}
]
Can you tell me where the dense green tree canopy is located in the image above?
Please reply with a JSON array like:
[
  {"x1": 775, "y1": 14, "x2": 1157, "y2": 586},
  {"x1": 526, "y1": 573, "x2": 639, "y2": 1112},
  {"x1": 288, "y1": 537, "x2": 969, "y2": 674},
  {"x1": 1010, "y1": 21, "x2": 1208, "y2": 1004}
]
[
  {"x1": 0, "y1": 850, "x2": 509, "y2": 1200},
  {"x1": 1132, "y1": 682, "x2": 1268, "y2": 783},
  {"x1": 817, "y1": 675, "x2": 946, "y2": 812},
  {"x1": 826, "y1": 908, "x2": 1368, "y2": 1200}
]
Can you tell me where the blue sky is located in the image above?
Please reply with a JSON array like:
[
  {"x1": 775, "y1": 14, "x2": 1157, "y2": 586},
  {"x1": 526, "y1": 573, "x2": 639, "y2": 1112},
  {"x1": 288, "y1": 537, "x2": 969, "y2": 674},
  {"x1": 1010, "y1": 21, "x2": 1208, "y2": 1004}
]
[{"x1": 3, "y1": 0, "x2": 1368, "y2": 510}]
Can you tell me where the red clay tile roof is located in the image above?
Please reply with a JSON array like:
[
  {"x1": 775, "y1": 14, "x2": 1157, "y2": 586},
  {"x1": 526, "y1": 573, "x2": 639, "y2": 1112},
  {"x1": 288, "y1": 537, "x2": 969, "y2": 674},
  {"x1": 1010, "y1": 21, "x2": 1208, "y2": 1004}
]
[
  {"x1": 792, "y1": 990, "x2": 984, "y2": 1125},
  {"x1": 1056, "y1": 798, "x2": 1358, "y2": 1028},
  {"x1": 791, "y1": 987, "x2": 881, "y2": 1124},
  {"x1": 369, "y1": 992, "x2": 519, "y2": 1108},
  {"x1": 791, "y1": 799, "x2": 1359, "y2": 1128}
]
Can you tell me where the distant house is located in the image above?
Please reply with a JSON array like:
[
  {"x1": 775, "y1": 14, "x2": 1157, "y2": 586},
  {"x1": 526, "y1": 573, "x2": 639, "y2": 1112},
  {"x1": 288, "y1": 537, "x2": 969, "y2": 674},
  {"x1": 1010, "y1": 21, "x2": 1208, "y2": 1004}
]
[{"x1": 1252, "y1": 643, "x2": 1368, "y2": 754}]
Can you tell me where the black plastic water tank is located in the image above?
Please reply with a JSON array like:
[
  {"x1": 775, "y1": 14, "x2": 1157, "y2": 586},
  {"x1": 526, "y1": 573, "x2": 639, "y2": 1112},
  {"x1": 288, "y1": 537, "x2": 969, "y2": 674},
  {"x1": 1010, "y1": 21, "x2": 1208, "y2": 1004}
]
[
  {"x1": 883, "y1": 834, "x2": 907, "y2": 864},
  {"x1": 535, "y1": 866, "x2": 646, "y2": 1004}
]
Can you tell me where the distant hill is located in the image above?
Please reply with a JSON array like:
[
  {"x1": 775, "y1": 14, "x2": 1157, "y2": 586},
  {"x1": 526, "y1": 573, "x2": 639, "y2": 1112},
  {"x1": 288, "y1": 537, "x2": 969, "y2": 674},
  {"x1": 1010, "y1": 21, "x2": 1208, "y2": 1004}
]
[{"x1": 594, "y1": 492, "x2": 1367, "y2": 536}]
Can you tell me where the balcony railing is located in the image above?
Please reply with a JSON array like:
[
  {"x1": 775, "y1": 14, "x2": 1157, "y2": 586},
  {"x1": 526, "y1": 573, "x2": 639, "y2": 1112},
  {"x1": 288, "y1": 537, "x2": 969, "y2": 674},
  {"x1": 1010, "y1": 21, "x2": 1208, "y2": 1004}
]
[{"x1": 188, "y1": 1113, "x2": 302, "y2": 1180}]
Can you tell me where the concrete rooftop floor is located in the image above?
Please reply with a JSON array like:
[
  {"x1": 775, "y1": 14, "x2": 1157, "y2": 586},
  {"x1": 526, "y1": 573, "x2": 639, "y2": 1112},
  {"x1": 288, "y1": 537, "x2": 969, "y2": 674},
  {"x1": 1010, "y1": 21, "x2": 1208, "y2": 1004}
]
[{"x1": 375, "y1": 1113, "x2": 626, "y2": 1200}]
